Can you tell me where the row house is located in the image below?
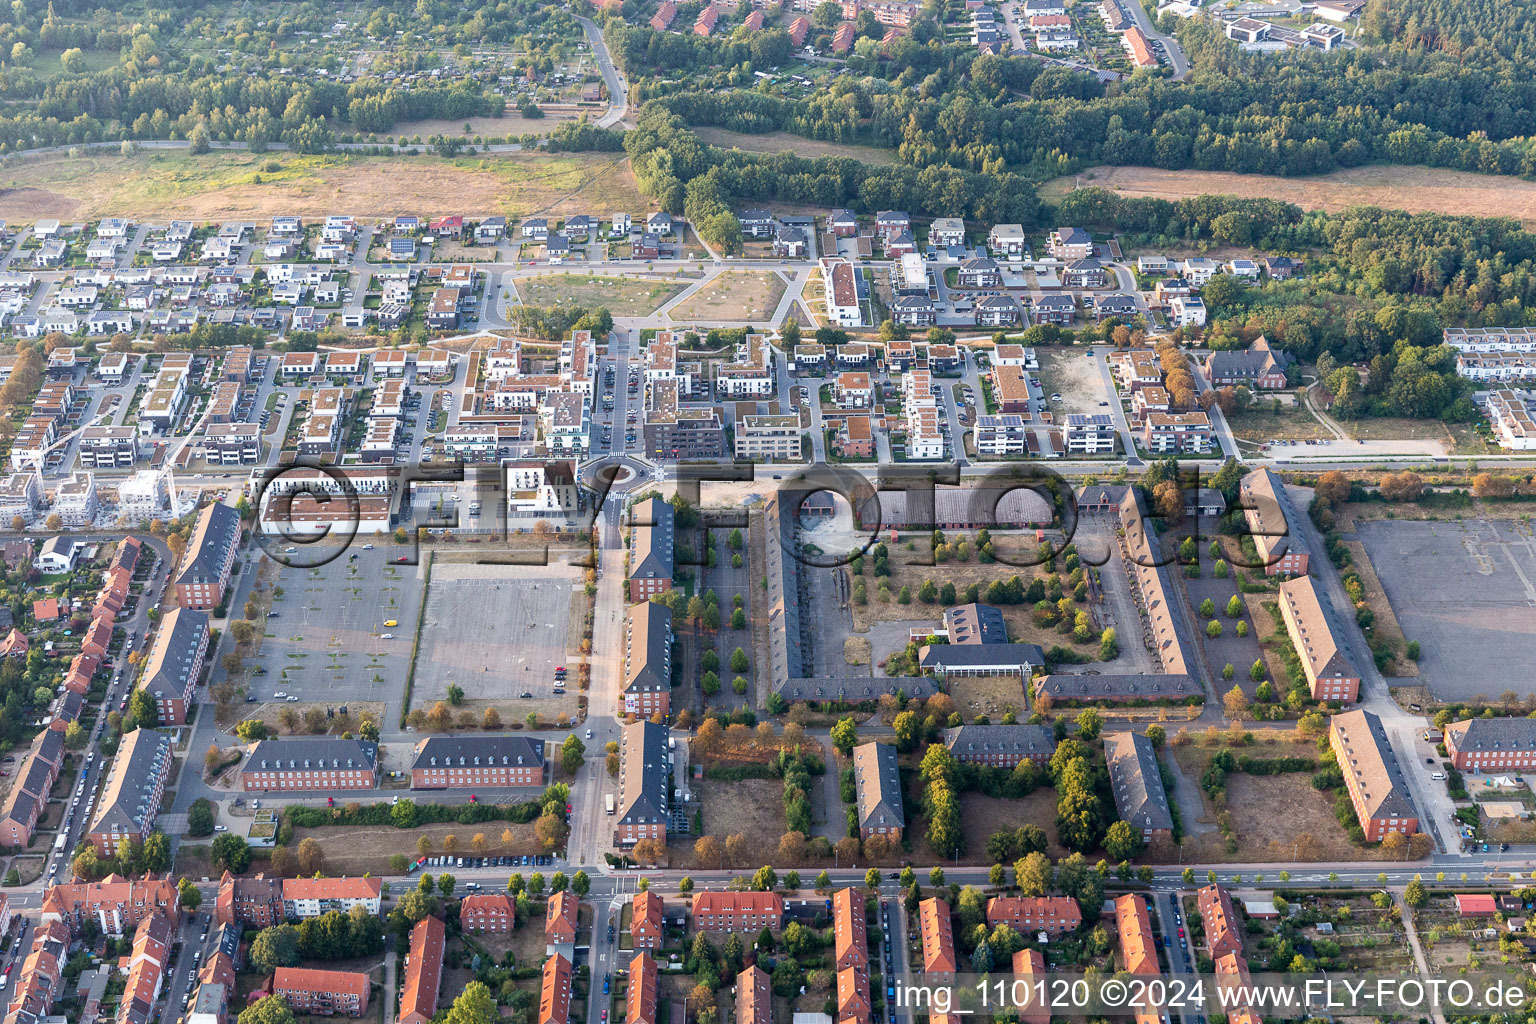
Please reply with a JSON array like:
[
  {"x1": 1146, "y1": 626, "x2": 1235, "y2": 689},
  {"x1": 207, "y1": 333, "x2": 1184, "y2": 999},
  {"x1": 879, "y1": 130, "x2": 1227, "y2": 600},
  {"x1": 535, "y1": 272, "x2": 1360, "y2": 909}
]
[
  {"x1": 546, "y1": 891, "x2": 579, "y2": 946},
  {"x1": 240, "y1": 737, "x2": 380, "y2": 792},
  {"x1": 984, "y1": 896, "x2": 1082, "y2": 937},
  {"x1": 282, "y1": 876, "x2": 384, "y2": 919},
  {"x1": 834, "y1": 888, "x2": 867, "y2": 973},
  {"x1": 919, "y1": 898, "x2": 957, "y2": 982},
  {"x1": 539, "y1": 954, "x2": 572, "y2": 1024},
  {"x1": 116, "y1": 912, "x2": 176, "y2": 1024},
  {"x1": 0, "y1": 727, "x2": 66, "y2": 847},
  {"x1": 8, "y1": 919, "x2": 70, "y2": 1024},
  {"x1": 400, "y1": 915, "x2": 445, "y2": 1024},
  {"x1": 627, "y1": 953, "x2": 658, "y2": 1024},
  {"x1": 693, "y1": 892, "x2": 785, "y2": 933},
  {"x1": 632, "y1": 891, "x2": 664, "y2": 949},
  {"x1": 274, "y1": 968, "x2": 370, "y2": 1017},
  {"x1": 1485, "y1": 389, "x2": 1536, "y2": 450},
  {"x1": 214, "y1": 872, "x2": 284, "y2": 929},
  {"x1": 40, "y1": 874, "x2": 178, "y2": 936}
]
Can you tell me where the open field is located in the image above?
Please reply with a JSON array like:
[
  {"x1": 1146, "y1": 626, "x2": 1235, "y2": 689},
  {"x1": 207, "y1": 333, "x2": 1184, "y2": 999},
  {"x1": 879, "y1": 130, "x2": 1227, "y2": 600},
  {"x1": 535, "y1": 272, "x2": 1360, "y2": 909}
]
[
  {"x1": 958, "y1": 790, "x2": 1065, "y2": 861},
  {"x1": 1037, "y1": 347, "x2": 1108, "y2": 416},
  {"x1": 694, "y1": 777, "x2": 783, "y2": 865},
  {"x1": 516, "y1": 274, "x2": 687, "y2": 316},
  {"x1": 288, "y1": 819, "x2": 543, "y2": 876},
  {"x1": 672, "y1": 271, "x2": 788, "y2": 322},
  {"x1": 695, "y1": 128, "x2": 897, "y2": 166},
  {"x1": 0, "y1": 150, "x2": 645, "y2": 221},
  {"x1": 1040, "y1": 164, "x2": 1536, "y2": 225},
  {"x1": 1227, "y1": 404, "x2": 1332, "y2": 442},
  {"x1": 1356, "y1": 519, "x2": 1536, "y2": 699},
  {"x1": 388, "y1": 112, "x2": 579, "y2": 138}
]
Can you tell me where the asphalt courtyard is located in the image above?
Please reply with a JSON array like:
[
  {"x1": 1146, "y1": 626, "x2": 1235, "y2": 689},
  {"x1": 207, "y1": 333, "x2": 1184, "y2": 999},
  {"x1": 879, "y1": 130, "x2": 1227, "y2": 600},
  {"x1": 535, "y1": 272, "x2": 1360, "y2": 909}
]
[
  {"x1": 253, "y1": 549, "x2": 423, "y2": 704},
  {"x1": 1357, "y1": 518, "x2": 1536, "y2": 700},
  {"x1": 413, "y1": 562, "x2": 579, "y2": 702}
]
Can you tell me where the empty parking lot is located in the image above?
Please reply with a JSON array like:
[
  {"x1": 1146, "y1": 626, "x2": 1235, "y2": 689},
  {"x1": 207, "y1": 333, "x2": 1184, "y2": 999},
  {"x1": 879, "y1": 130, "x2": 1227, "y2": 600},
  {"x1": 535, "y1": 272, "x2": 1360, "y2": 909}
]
[
  {"x1": 413, "y1": 561, "x2": 580, "y2": 703},
  {"x1": 1357, "y1": 519, "x2": 1536, "y2": 700},
  {"x1": 254, "y1": 549, "x2": 423, "y2": 704}
]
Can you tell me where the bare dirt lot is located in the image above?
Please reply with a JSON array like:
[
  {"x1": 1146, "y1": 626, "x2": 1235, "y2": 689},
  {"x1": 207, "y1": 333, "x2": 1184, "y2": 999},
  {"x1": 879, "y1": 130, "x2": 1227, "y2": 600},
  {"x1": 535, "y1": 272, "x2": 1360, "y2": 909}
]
[
  {"x1": 958, "y1": 790, "x2": 1066, "y2": 861},
  {"x1": 693, "y1": 777, "x2": 784, "y2": 865},
  {"x1": 0, "y1": 150, "x2": 645, "y2": 221},
  {"x1": 516, "y1": 274, "x2": 686, "y2": 317},
  {"x1": 671, "y1": 272, "x2": 788, "y2": 323},
  {"x1": 1040, "y1": 164, "x2": 1536, "y2": 225},
  {"x1": 1037, "y1": 347, "x2": 1108, "y2": 417}
]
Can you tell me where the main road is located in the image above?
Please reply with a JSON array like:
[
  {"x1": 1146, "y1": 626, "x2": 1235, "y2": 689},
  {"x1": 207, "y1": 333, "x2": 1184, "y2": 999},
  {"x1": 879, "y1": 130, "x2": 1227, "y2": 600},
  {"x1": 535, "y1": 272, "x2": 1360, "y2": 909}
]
[{"x1": 574, "y1": 13, "x2": 629, "y2": 128}]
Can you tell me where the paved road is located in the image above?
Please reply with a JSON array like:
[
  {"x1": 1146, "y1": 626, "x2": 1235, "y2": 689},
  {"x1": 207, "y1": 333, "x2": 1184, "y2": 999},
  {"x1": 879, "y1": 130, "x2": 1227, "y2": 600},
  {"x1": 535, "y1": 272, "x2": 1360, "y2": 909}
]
[
  {"x1": 1122, "y1": 0, "x2": 1190, "y2": 77},
  {"x1": 574, "y1": 13, "x2": 630, "y2": 128}
]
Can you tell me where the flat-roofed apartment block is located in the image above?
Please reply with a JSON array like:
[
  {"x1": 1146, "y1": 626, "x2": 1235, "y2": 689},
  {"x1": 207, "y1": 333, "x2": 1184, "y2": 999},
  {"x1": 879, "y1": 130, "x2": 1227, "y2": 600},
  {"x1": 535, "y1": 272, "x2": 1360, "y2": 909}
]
[
  {"x1": 734, "y1": 414, "x2": 803, "y2": 461},
  {"x1": 1105, "y1": 731, "x2": 1173, "y2": 841},
  {"x1": 1277, "y1": 576, "x2": 1359, "y2": 702},
  {"x1": 692, "y1": 892, "x2": 785, "y2": 933},
  {"x1": 1329, "y1": 709, "x2": 1418, "y2": 842},
  {"x1": 622, "y1": 602, "x2": 672, "y2": 720},
  {"x1": 1141, "y1": 410, "x2": 1213, "y2": 453},
  {"x1": 735, "y1": 965, "x2": 771, "y2": 1024},
  {"x1": 203, "y1": 423, "x2": 262, "y2": 465},
  {"x1": 628, "y1": 497, "x2": 675, "y2": 601},
  {"x1": 399, "y1": 914, "x2": 445, "y2": 1024},
  {"x1": 852, "y1": 741, "x2": 904, "y2": 841},
  {"x1": 1444, "y1": 718, "x2": 1536, "y2": 772},
  {"x1": 241, "y1": 737, "x2": 379, "y2": 792},
  {"x1": 615, "y1": 720, "x2": 670, "y2": 848},
  {"x1": 410, "y1": 735, "x2": 545, "y2": 789},
  {"x1": 1486, "y1": 389, "x2": 1536, "y2": 450},
  {"x1": 984, "y1": 896, "x2": 1082, "y2": 937},
  {"x1": 46, "y1": 473, "x2": 96, "y2": 530},
  {"x1": 283, "y1": 876, "x2": 383, "y2": 919},
  {"x1": 540, "y1": 392, "x2": 590, "y2": 456},
  {"x1": 274, "y1": 967, "x2": 371, "y2": 1017},
  {"x1": 205, "y1": 381, "x2": 242, "y2": 424},
  {"x1": 0, "y1": 472, "x2": 42, "y2": 518},
  {"x1": 1239, "y1": 468, "x2": 1310, "y2": 576},
  {"x1": 974, "y1": 414, "x2": 1027, "y2": 456},
  {"x1": 460, "y1": 892, "x2": 517, "y2": 933},
  {"x1": 222, "y1": 345, "x2": 254, "y2": 382},
  {"x1": 919, "y1": 897, "x2": 957, "y2": 982},
  {"x1": 1064, "y1": 413, "x2": 1117, "y2": 454},
  {"x1": 942, "y1": 723, "x2": 1054, "y2": 767},
  {"x1": 137, "y1": 605, "x2": 208, "y2": 724},
  {"x1": 77, "y1": 426, "x2": 141, "y2": 469},
  {"x1": 175, "y1": 502, "x2": 240, "y2": 610},
  {"x1": 85, "y1": 728, "x2": 172, "y2": 854},
  {"x1": 644, "y1": 378, "x2": 724, "y2": 460},
  {"x1": 715, "y1": 334, "x2": 774, "y2": 398}
]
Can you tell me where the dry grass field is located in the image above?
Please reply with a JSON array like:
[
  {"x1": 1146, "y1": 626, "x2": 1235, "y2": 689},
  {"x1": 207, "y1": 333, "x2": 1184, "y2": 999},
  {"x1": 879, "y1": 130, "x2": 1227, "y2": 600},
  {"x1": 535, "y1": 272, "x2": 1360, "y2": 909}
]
[
  {"x1": 672, "y1": 271, "x2": 788, "y2": 322},
  {"x1": 289, "y1": 819, "x2": 544, "y2": 876},
  {"x1": 0, "y1": 149, "x2": 645, "y2": 221},
  {"x1": 695, "y1": 127, "x2": 897, "y2": 166},
  {"x1": 516, "y1": 274, "x2": 686, "y2": 316},
  {"x1": 692, "y1": 777, "x2": 784, "y2": 865},
  {"x1": 1040, "y1": 164, "x2": 1536, "y2": 224}
]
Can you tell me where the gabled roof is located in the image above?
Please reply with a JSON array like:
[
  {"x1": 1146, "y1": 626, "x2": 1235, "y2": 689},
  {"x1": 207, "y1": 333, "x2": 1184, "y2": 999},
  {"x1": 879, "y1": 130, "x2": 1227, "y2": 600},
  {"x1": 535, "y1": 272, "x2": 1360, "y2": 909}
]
[
  {"x1": 1330, "y1": 709, "x2": 1417, "y2": 822},
  {"x1": 852, "y1": 741, "x2": 904, "y2": 833},
  {"x1": 1278, "y1": 575, "x2": 1358, "y2": 682},
  {"x1": 400, "y1": 915, "x2": 445, "y2": 1024},
  {"x1": 629, "y1": 498, "x2": 675, "y2": 581},
  {"x1": 175, "y1": 503, "x2": 239, "y2": 587},
  {"x1": 1105, "y1": 731, "x2": 1172, "y2": 832},
  {"x1": 410, "y1": 735, "x2": 544, "y2": 771},
  {"x1": 919, "y1": 898, "x2": 957, "y2": 974},
  {"x1": 1444, "y1": 717, "x2": 1536, "y2": 755},
  {"x1": 942, "y1": 724, "x2": 1053, "y2": 762},
  {"x1": 617, "y1": 720, "x2": 669, "y2": 825},
  {"x1": 88, "y1": 729, "x2": 172, "y2": 839},
  {"x1": 138, "y1": 605, "x2": 208, "y2": 702},
  {"x1": 623, "y1": 602, "x2": 672, "y2": 696}
]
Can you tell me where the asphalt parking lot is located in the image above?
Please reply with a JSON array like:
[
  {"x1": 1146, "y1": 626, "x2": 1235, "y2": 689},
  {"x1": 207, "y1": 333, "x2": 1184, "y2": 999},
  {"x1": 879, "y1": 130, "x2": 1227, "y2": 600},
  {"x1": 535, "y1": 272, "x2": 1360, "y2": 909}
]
[
  {"x1": 251, "y1": 549, "x2": 423, "y2": 704},
  {"x1": 1357, "y1": 518, "x2": 1536, "y2": 701},
  {"x1": 414, "y1": 562, "x2": 579, "y2": 703}
]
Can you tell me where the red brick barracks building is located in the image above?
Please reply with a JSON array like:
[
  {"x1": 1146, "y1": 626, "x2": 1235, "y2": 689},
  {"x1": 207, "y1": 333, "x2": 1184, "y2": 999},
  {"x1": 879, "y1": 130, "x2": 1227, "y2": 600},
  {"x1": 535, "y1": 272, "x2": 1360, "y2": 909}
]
[
  {"x1": 240, "y1": 738, "x2": 379, "y2": 792},
  {"x1": 410, "y1": 736, "x2": 545, "y2": 789},
  {"x1": 174, "y1": 502, "x2": 241, "y2": 611},
  {"x1": 1330, "y1": 709, "x2": 1419, "y2": 842},
  {"x1": 1444, "y1": 718, "x2": 1536, "y2": 773}
]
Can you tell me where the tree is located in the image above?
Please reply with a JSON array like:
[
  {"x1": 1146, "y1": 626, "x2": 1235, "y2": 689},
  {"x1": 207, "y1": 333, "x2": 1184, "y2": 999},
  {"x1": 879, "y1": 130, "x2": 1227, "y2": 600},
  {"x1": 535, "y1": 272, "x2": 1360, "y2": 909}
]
[
  {"x1": 1378, "y1": 471, "x2": 1424, "y2": 503},
  {"x1": 1015, "y1": 852, "x2": 1051, "y2": 896},
  {"x1": 865, "y1": 868, "x2": 881, "y2": 889},
  {"x1": 188, "y1": 123, "x2": 212, "y2": 155},
  {"x1": 212, "y1": 833, "x2": 251, "y2": 873},
  {"x1": 445, "y1": 982, "x2": 498, "y2": 1024},
  {"x1": 446, "y1": 683, "x2": 465, "y2": 706},
  {"x1": 1223, "y1": 685, "x2": 1249, "y2": 723},
  {"x1": 560, "y1": 735, "x2": 586, "y2": 775},
  {"x1": 535, "y1": 812, "x2": 569, "y2": 851},
  {"x1": 187, "y1": 798, "x2": 216, "y2": 837},
  {"x1": 1075, "y1": 707, "x2": 1101, "y2": 741},
  {"x1": 297, "y1": 837, "x2": 325, "y2": 876},
  {"x1": 1249, "y1": 659, "x2": 1266, "y2": 683},
  {"x1": 439, "y1": 874, "x2": 457, "y2": 896},
  {"x1": 179, "y1": 877, "x2": 203, "y2": 911},
  {"x1": 730, "y1": 647, "x2": 749, "y2": 673},
  {"x1": 753, "y1": 865, "x2": 778, "y2": 891},
  {"x1": 1314, "y1": 470, "x2": 1353, "y2": 505},
  {"x1": 831, "y1": 717, "x2": 859, "y2": 755},
  {"x1": 1152, "y1": 480, "x2": 1184, "y2": 526},
  {"x1": 1404, "y1": 876, "x2": 1427, "y2": 909},
  {"x1": 249, "y1": 925, "x2": 301, "y2": 973},
  {"x1": 1103, "y1": 821, "x2": 1143, "y2": 862},
  {"x1": 572, "y1": 870, "x2": 591, "y2": 896},
  {"x1": 239, "y1": 996, "x2": 299, "y2": 1024}
]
